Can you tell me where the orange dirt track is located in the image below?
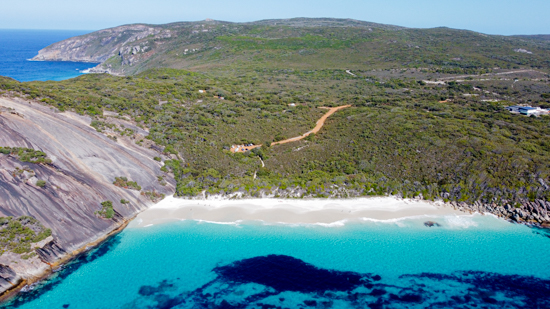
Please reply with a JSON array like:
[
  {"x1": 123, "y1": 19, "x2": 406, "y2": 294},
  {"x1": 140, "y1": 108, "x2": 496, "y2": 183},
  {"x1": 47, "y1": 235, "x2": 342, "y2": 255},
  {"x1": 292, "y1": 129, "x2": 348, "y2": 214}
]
[{"x1": 230, "y1": 105, "x2": 351, "y2": 153}]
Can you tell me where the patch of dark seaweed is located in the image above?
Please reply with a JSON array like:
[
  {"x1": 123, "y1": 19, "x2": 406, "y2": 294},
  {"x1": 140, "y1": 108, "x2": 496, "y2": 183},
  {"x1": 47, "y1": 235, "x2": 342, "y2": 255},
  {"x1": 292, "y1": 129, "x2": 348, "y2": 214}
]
[
  {"x1": 138, "y1": 280, "x2": 176, "y2": 297},
  {"x1": 217, "y1": 299, "x2": 245, "y2": 309},
  {"x1": 369, "y1": 288, "x2": 387, "y2": 296},
  {"x1": 389, "y1": 292, "x2": 423, "y2": 303},
  {"x1": 401, "y1": 271, "x2": 550, "y2": 308},
  {"x1": 151, "y1": 293, "x2": 185, "y2": 309},
  {"x1": 213, "y1": 255, "x2": 371, "y2": 293}
]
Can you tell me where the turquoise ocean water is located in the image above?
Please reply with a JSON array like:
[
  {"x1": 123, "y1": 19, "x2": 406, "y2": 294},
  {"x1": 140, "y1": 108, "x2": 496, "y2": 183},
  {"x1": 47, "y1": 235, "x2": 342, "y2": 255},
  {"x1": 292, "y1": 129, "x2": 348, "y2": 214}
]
[
  {"x1": 0, "y1": 29, "x2": 96, "y2": 82},
  {"x1": 4, "y1": 214, "x2": 550, "y2": 308}
]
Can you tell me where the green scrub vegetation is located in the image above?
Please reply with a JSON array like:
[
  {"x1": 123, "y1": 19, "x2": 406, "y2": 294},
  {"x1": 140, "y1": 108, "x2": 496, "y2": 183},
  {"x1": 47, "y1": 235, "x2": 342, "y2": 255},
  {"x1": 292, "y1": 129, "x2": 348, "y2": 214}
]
[
  {"x1": 0, "y1": 216, "x2": 52, "y2": 256},
  {"x1": 0, "y1": 146, "x2": 52, "y2": 164},
  {"x1": 2, "y1": 20, "x2": 550, "y2": 206}
]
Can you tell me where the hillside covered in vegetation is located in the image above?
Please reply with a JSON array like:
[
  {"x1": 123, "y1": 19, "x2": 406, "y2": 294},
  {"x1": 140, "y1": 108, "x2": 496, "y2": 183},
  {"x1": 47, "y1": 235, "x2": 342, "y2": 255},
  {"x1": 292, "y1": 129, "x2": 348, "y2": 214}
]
[
  {"x1": 3, "y1": 18, "x2": 550, "y2": 224},
  {"x1": 32, "y1": 18, "x2": 550, "y2": 76}
]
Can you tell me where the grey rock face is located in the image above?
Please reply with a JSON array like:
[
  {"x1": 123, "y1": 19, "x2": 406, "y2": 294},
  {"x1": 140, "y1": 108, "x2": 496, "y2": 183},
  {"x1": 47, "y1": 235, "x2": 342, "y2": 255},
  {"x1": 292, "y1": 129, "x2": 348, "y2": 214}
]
[
  {"x1": 35, "y1": 240, "x2": 67, "y2": 264},
  {"x1": 0, "y1": 265, "x2": 20, "y2": 292},
  {"x1": 0, "y1": 97, "x2": 175, "y2": 294},
  {"x1": 0, "y1": 97, "x2": 175, "y2": 250}
]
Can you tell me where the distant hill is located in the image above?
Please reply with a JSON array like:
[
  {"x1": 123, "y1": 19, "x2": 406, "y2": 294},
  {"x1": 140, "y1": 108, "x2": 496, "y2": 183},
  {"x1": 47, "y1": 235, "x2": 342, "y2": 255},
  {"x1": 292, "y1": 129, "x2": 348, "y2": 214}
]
[
  {"x1": 514, "y1": 34, "x2": 550, "y2": 42},
  {"x1": 247, "y1": 17, "x2": 404, "y2": 30},
  {"x1": 31, "y1": 18, "x2": 550, "y2": 76}
]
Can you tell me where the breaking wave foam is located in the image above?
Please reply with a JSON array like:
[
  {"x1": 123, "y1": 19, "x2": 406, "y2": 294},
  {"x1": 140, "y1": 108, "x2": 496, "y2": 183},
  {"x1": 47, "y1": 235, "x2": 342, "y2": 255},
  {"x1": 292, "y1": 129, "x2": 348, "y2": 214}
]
[{"x1": 163, "y1": 213, "x2": 497, "y2": 229}]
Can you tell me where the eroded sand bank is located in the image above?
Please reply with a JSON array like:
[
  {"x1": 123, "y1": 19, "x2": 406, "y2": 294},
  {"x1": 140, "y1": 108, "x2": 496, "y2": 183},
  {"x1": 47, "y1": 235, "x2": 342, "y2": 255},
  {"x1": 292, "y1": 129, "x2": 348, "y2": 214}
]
[{"x1": 130, "y1": 196, "x2": 466, "y2": 227}]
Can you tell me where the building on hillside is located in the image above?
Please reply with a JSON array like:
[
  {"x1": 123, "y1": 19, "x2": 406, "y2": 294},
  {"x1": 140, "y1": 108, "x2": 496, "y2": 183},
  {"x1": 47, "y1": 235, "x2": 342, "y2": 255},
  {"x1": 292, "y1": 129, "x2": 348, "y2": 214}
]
[
  {"x1": 519, "y1": 107, "x2": 537, "y2": 116},
  {"x1": 505, "y1": 106, "x2": 523, "y2": 113},
  {"x1": 505, "y1": 105, "x2": 549, "y2": 116}
]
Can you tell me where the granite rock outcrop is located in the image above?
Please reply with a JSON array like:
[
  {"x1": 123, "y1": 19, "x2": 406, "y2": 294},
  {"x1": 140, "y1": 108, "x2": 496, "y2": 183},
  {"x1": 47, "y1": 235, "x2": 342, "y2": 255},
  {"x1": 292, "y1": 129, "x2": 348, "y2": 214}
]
[
  {"x1": 30, "y1": 25, "x2": 166, "y2": 64},
  {"x1": 0, "y1": 96, "x2": 175, "y2": 296}
]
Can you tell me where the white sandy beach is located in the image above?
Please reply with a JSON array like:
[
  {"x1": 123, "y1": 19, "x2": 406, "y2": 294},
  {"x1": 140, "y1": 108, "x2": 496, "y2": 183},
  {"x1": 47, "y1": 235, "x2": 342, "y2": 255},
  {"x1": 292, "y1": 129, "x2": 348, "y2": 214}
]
[{"x1": 131, "y1": 196, "x2": 467, "y2": 227}]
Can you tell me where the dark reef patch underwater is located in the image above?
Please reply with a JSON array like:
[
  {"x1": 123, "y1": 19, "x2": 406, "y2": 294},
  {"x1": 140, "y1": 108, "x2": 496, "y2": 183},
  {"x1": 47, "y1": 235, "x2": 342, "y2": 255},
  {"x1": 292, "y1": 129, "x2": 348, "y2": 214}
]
[{"x1": 117, "y1": 255, "x2": 550, "y2": 309}]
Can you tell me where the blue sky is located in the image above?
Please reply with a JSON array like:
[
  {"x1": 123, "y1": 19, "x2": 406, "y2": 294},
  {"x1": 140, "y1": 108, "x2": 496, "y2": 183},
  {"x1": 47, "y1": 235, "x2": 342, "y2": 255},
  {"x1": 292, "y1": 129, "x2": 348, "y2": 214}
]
[{"x1": 1, "y1": 0, "x2": 548, "y2": 35}]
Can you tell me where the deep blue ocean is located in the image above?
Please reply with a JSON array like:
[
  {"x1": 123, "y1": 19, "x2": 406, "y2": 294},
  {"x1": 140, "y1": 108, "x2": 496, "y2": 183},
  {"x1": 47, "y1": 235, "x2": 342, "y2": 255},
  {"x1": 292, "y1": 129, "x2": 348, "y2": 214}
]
[
  {"x1": 0, "y1": 29, "x2": 97, "y2": 82},
  {"x1": 1, "y1": 30, "x2": 550, "y2": 308}
]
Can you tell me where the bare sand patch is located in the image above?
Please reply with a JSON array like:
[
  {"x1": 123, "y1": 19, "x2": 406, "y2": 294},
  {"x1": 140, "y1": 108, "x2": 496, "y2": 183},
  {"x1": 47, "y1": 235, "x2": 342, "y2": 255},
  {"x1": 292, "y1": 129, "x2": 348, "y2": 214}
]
[{"x1": 130, "y1": 196, "x2": 466, "y2": 227}]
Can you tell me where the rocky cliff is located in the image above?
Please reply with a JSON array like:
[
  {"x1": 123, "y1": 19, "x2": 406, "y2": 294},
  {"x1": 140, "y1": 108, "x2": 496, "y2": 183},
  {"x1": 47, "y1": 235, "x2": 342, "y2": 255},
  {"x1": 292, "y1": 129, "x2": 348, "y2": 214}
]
[
  {"x1": 0, "y1": 96, "x2": 175, "y2": 296},
  {"x1": 31, "y1": 24, "x2": 169, "y2": 64}
]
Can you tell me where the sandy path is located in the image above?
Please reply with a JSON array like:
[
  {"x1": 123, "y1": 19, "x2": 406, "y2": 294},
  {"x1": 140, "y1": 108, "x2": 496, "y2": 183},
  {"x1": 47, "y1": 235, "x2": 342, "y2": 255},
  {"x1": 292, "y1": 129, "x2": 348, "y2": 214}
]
[
  {"x1": 346, "y1": 70, "x2": 357, "y2": 77},
  {"x1": 230, "y1": 105, "x2": 351, "y2": 152},
  {"x1": 271, "y1": 105, "x2": 351, "y2": 146},
  {"x1": 423, "y1": 69, "x2": 546, "y2": 85}
]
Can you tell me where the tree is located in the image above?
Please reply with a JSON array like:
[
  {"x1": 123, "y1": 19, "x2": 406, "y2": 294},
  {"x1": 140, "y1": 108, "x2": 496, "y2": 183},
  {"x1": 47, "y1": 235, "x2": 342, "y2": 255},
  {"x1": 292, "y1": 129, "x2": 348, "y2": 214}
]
[{"x1": 96, "y1": 201, "x2": 114, "y2": 219}]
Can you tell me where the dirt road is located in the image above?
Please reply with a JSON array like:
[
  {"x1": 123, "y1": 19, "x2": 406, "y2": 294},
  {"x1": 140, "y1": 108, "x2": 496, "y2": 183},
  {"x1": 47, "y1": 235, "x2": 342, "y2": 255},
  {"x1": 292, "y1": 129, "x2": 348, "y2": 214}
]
[
  {"x1": 272, "y1": 105, "x2": 351, "y2": 146},
  {"x1": 230, "y1": 105, "x2": 351, "y2": 152},
  {"x1": 423, "y1": 69, "x2": 547, "y2": 85}
]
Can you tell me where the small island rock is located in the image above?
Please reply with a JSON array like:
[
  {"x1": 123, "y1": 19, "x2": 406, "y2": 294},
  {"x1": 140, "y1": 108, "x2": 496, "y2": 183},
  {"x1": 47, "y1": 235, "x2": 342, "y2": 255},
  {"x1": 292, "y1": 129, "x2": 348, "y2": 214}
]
[{"x1": 424, "y1": 221, "x2": 441, "y2": 227}]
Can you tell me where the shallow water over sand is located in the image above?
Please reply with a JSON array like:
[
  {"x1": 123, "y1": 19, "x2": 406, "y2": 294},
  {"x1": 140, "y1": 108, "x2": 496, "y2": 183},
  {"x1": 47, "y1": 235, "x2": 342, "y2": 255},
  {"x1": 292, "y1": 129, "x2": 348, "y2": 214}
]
[{"x1": 4, "y1": 214, "x2": 550, "y2": 308}]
